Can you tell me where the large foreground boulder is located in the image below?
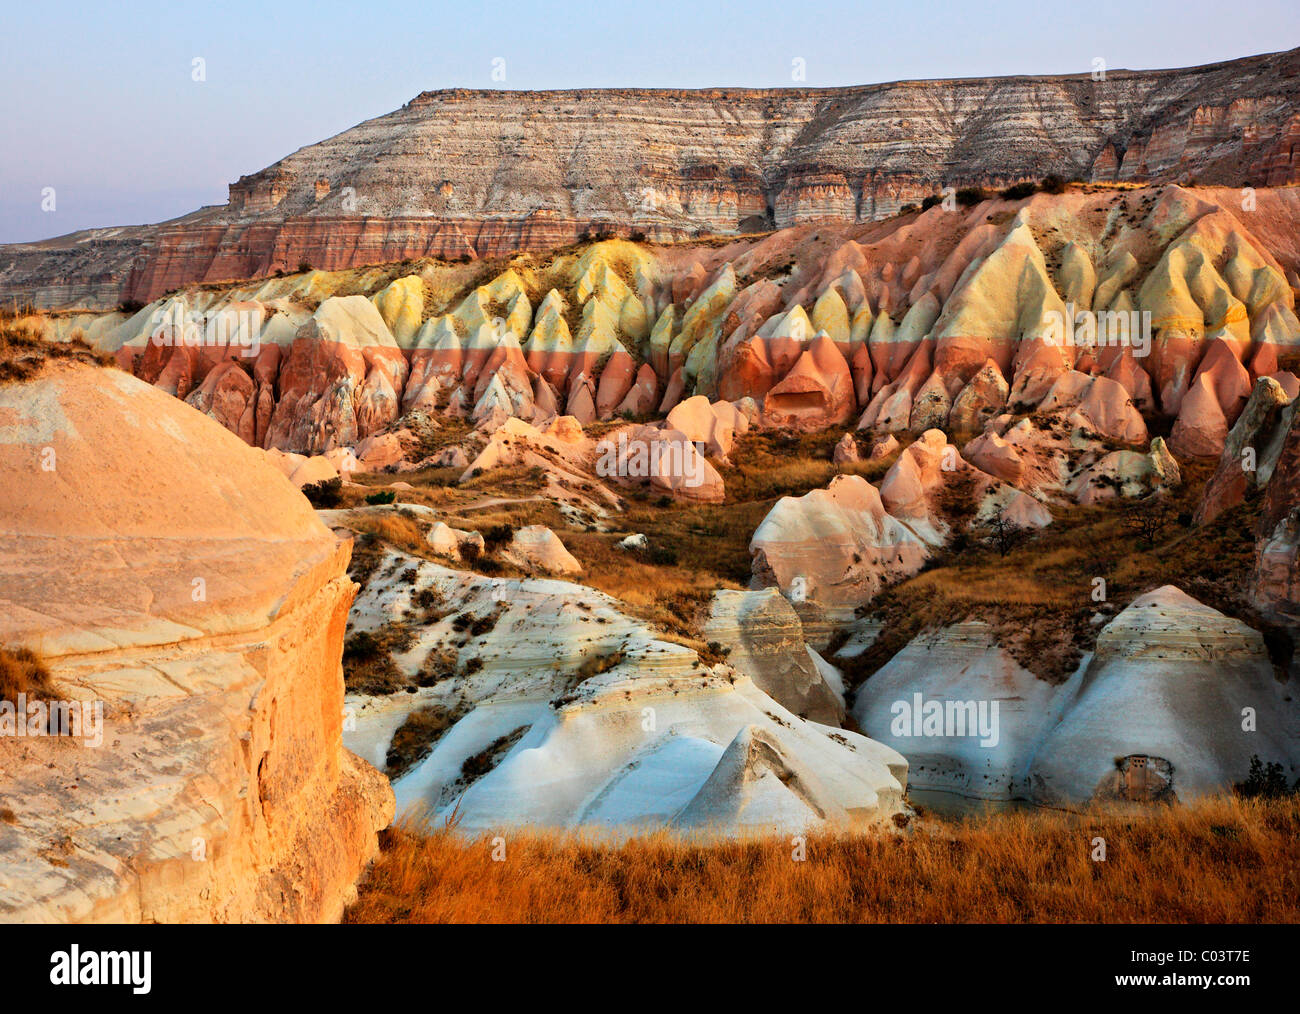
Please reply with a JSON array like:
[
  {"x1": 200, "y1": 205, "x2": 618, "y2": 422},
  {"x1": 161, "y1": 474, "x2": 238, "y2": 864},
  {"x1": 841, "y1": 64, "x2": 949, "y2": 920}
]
[{"x1": 0, "y1": 364, "x2": 393, "y2": 922}]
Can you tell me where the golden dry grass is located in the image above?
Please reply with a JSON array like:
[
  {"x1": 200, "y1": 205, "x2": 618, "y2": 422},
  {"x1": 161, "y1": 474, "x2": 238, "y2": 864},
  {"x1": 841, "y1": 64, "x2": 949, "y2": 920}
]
[
  {"x1": 0, "y1": 315, "x2": 113, "y2": 384},
  {"x1": 0, "y1": 646, "x2": 55, "y2": 703},
  {"x1": 346, "y1": 796, "x2": 1300, "y2": 924}
]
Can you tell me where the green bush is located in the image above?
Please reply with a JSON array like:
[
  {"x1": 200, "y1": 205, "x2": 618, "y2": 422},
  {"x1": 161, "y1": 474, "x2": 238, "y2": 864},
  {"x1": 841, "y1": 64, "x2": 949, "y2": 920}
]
[
  {"x1": 955, "y1": 186, "x2": 989, "y2": 207},
  {"x1": 1039, "y1": 174, "x2": 1067, "y2": 195},
  {"x1": 365, "y1": 490, "x2": 397, "y2": 506}
]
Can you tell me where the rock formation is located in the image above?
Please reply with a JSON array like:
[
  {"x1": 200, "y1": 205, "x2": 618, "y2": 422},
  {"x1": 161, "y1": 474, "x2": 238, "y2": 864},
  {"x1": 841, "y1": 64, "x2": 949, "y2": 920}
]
[
  {"x1": 852, "y1": 588, "x2": 1300, "y2": 805},
  {"x1": 5, "y1": 49, "x2": 1300, "y2": 309},
  {"x1": 0, "y1": 363, "x2": 393, "y2": 922},
  {"x1": 338, "y1": 541, "x2": 908, "y2": 836}
]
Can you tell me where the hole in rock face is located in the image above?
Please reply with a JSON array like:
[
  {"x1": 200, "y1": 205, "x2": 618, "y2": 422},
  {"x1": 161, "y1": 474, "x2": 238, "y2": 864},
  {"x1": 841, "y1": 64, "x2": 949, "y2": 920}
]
[
  {"x1": 1093, "y1": 754, "x2": 1175, "y2": 803},
  {"x1": 767, "y1": 390, "x2": 829, "y2": 413}
]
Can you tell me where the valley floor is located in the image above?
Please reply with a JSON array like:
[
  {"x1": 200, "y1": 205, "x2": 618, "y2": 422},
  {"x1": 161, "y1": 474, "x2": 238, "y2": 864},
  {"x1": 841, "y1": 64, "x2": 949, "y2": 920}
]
[{"x1": 345, "y1": 795, "x2": 1300, "y2": 924}]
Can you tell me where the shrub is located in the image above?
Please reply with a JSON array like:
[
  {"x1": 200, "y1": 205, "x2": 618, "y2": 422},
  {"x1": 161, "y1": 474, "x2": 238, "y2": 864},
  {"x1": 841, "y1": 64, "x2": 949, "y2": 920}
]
[
  {"x1": 365, "y1": 490, "x2": 397, "y2": 506},
  {"x1": 921, "y1": 194, "x2": 943, "y2": 211},
  {"x1": 1040, "y1": 174, "x2": 1067, "y2": 195},
  {"x1": 1000, "y1": 181, "x2": 1038, "y2": 200},
  {"x1": 0, "y1": 646, "x2": 54, "y2": 704},
  {"x1": 955, "y1": 186, "x2": 989, "y2": 207},
  {"x1": 302, "y1": 477, "x2": 343, "y2": 508},
  {"x1": 481, "y1": 524, "x2": 513, "y2": 549},
  {"x1": 297, "y1": 260, "x2": 313, "y2": 273},
  {"x1": 647, "y1": 545, "x2": 679, "y2": 566},
  {"x1": 1235, "y1": 755, "x2": 1294, "y2": 799}
]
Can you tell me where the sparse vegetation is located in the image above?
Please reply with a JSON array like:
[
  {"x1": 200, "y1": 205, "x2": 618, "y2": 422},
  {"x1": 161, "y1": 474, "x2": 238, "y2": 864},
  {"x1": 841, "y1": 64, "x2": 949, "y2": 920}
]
[
  {"x1": 302, "y1": 477, "x2": 343, "y2": 508},
  {"x1": 1236, "y1": 755, "x2": 1298, "y2": 799},
  {"x1": 342, "y1": 623, "x2": 417, "y2": 695},
  {"x1": 0, "y1": 646, "x2": 55, "y2": 704},
  {"x1": 386, "y1": 705, "x2": 460, "y2": 778},
  {"x1": 0, "y1": 316, "x2": 114, "y2": 385},
  {"x1": 1000, "y1": 181, "x2": 1038, "y2": 200}
]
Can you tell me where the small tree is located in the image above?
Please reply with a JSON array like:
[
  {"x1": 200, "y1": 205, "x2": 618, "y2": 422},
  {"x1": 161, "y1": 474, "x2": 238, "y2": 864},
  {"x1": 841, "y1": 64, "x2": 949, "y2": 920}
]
[
  {"x1": 1235, "y1": 755, "x2": 1293, "y2": 799},
  {"x1": 1126, "y1": 500, "x2": 1170, "y2": 545},
  {"x1": 983, "y1": 515, "x2": 1026, "y2": 557}
]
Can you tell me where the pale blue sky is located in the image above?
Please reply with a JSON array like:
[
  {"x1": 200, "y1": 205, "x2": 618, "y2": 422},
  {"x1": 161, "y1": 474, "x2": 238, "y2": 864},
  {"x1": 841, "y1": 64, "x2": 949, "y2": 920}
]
[{"x1": 1, "y1": 0, "x2": 1296, "y2": 242}]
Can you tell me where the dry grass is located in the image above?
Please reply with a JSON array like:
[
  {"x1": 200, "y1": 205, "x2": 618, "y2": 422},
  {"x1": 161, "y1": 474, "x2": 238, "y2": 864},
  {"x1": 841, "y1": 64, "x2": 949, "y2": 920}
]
[
  {"x1": 0, "y1": 646, "x2": 55, "y2": 704},
  {"x1": 385, "y1": 704, "x2": 461, "y2": 778},
  {"x1": 346, "y1": 795, "x2": 1300, "y2": 924},
  {"x1": 0, "y1": 315, "x2": 113, "y2": 384}
]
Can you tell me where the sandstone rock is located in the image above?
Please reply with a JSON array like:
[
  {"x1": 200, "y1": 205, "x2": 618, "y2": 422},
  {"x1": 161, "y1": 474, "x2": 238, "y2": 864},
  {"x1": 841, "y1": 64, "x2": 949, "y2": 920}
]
[
  {"x1": 851, "y1": 620, "x2": 1066, "y2": 801},
  {"x1": 425, "y1": 521, "x2": 485, "y2": 561},
  {"x1": 832, "y1": 432, "x2": 861, "y2": 464},
  {"x1": 666, "y1": 395, "x2": 734, "y2": 458},
  {"x1": 702, "y1": 589, "x2": 843, "y2": 725},
  {"x1": 341, "y1": 553, "x2": 908, "y2": 836},
  {"x1": 1195, "y1": 377, "x2": 1295, "y2": 525},
  {"x1": 763, "y1": 335, "x2": 855, "y2": 431},
  {"x1": 749, "y1": 474, "x2": 928, "y2": 619},
  {"x1": 501, "y1": 525, "x2": 583, "y2": 576},
  {"x1": 948, "y1": 359, "x2": 1008, "y2": 433},
  {"x1": 1169, "y1": 371, "x2": 1231, "y2": 458},
  {"x1": 1026, "y1": 587, "x2": 1300, "y2": 804},
  {"x1": 0, "y1": 364, "x2": 392, "y2": 922}
]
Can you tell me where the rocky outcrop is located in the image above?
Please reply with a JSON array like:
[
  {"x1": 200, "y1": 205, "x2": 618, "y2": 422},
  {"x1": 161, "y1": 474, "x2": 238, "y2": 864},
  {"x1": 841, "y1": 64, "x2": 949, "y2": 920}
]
[
  {"x1": 1026, "y1": 587, "x2": 1300, "y2": 803},
  {"x1": 6, "y1": 48, "x2": 1300, "y2": 309},
  {"x1": 0, "y1": 364, "x2": 393, "y2": 923},
  {"x1": 852, "y1": 587, "x2": 1300, "y2": 806},
  {"x1": 749, "y1": 474, "x2": 928, "y2": 620},
  {"x1": 702, "y1": 589, "x2": 843, "y2": 725},
  {"x1": 21, "y1": 183, "x2": 1300, "y2": 482},
  {"x1": 851, "y1": 621, "x2": 1065, "y2": 801},
  {"x1": 501, "y1": 525, "x2": 583, "y2": 576},
  {"x1": 339, "y1": 547, "x2": 908, "y2": 836}
]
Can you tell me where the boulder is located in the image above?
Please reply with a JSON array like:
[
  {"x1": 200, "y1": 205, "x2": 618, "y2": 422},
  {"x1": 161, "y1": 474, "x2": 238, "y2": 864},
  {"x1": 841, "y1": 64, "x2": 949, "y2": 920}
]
[
  {"x1": 501, "y1": 525, "x2": 583, "y2": 576},
  {"x1": 0, "y1": 364, "x2": 392, "y2": 922},
  {"x1": 702, "y1": 589, "x2": 843, "y2": 724}
]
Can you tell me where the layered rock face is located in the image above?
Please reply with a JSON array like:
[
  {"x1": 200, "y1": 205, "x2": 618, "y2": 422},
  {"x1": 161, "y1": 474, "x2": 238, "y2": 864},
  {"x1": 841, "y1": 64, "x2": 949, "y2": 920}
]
[
  {"x1": 702, "y1": 589, "x2": 844, "y2": 725},
  {"x1": 851, "y1": 588, "x2": 1300, "y2": 804},
  {"x1": 41, "y1": 182, "x2": 1300, "y2": 471},
  {"x1": 4, "y1": 48, "x2": 1300, "y2": 309},
  {"x1": 0, "y1": 364, "x2": 393, "y2": 923}
]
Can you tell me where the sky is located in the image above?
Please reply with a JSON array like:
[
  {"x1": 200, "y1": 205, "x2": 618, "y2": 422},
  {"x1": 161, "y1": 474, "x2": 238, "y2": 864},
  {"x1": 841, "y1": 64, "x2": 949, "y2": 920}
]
[{"x1": 1, "y1": 0, "x2": 1297, "y2": 243}]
